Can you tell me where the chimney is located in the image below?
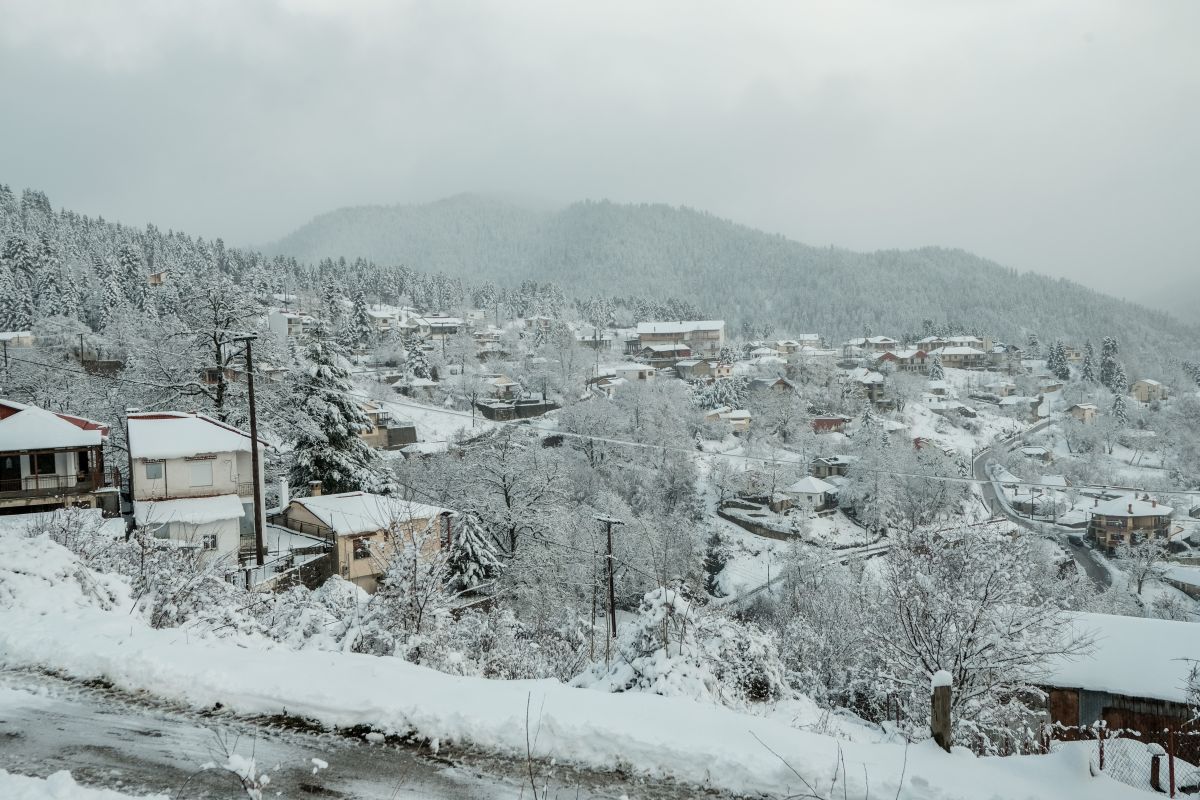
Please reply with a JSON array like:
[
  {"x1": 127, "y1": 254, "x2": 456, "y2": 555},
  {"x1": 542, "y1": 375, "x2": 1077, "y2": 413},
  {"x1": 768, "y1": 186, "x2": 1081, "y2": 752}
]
[
  {"x1": 308, "y1": 480, "x2": 323, "y2": 497},
  {"x1": 1128, "y1": 503, "x2": 1133, "y2": 515},
  {"x1": 1152, "y1": 500, "x2": 1157, "y2": 508},
  {"x1": 278, "y1": 478, "x2": 290, "y2": 508},
  {"x1": 1094, "y1": 498, "x2": 1099, "y2": 507}
]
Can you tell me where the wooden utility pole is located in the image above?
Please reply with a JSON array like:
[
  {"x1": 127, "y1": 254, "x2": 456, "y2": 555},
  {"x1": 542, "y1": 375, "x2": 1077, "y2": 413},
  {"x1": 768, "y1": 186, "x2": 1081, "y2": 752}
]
[
  {"x1": 596, "y1": 515, "x2": 624, "y2": 640},
  {"x1": 931, "y1": 671, "x2": 952, "y2": 752},
  {"x1": 235, "y1": 335, "x2": 266, "y2": 566}
]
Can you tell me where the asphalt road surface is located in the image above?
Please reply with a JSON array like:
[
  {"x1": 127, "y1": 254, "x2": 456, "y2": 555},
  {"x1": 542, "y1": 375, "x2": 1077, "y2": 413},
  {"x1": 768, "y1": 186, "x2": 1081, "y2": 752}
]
[
  {"x1": 0, "y1": 670, "x2": 713, "y2": 800},
  {"x1": 972, "y1": 421, "x2": 1111, "y2": 588}
]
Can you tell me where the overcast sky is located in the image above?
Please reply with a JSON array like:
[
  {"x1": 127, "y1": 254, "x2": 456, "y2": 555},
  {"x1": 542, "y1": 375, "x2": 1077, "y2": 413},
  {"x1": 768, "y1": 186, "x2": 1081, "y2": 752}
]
[{"x1": 1, "y1": 0, "x2": 1197, "y2": 304}]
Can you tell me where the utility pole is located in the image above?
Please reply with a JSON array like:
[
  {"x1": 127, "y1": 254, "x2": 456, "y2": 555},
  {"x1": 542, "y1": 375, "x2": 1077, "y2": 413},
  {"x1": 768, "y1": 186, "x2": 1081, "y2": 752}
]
[
  {"x1": 234, "y1": 335, "x2": 266, "y2": 566},
  {"x1": 596, "y1": 515, "x2": 624, "y2": 643}
]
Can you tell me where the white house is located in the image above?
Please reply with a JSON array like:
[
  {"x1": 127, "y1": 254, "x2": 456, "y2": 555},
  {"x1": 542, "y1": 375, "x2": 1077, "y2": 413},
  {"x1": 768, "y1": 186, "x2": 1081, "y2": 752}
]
[
  {"x1": 782, "y1": 476, "x2": 835, "y2": 509},
  {"x1": 127, "y1": 411, "x2": 268, "y2": 564},
  {"x1": 266, "y1": 309, "x2": 318, "y2": 342}
]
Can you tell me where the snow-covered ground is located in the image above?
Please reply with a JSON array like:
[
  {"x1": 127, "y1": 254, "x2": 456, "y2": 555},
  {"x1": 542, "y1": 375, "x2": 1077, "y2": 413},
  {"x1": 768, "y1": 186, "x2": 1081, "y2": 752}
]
[
  {"x1": 0, "y1": 530, "x2": 1152, "y2": 799},
  {"x1": 0, "y1": 771, "x2": 166, "y2": 800}
]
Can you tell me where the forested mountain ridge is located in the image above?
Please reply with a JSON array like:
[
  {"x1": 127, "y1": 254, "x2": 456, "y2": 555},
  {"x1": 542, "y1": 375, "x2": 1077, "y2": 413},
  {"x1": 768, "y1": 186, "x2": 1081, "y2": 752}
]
[{"x1": 268, "y1": 195, "x2": 1198, "y2": 367}]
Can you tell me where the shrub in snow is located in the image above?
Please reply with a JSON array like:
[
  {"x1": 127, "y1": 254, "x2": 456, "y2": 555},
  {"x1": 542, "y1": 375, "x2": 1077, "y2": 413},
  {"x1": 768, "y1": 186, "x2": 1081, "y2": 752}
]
[{"x1": 574, "y1": 584, "x2": 788, "y2": 707}]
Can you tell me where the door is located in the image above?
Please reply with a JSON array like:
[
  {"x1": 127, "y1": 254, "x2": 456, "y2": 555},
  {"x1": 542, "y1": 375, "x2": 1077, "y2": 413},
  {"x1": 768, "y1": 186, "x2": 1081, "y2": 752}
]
[{"x1": 0, "y1": 454, "x2": 20, "y2": 492}]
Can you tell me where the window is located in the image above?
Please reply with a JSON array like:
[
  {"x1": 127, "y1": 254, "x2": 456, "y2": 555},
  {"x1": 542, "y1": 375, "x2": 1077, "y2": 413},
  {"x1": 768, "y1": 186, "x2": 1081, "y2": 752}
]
[
  {"x1": 144, "y1": 461, "x2": 163, "y2": 480},
  {"x1": 189, "y1": 460, "x2": 213, "y2": 487},
  {"x1": 34, "y1": 452, "x2": 56, "y2": 475},
  {"x1": 201, "y1": 534, "x2": 218, "y2": 551},
  {"x1": 352, "y1": 538, "x2": 372, "y2": 560}
]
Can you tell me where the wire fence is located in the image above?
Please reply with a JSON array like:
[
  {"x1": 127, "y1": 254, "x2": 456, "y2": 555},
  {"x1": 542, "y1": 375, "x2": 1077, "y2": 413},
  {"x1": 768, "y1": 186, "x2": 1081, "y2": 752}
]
[{"x1": 1045, "y1": 722, "x2": 1200, "y2": 796}]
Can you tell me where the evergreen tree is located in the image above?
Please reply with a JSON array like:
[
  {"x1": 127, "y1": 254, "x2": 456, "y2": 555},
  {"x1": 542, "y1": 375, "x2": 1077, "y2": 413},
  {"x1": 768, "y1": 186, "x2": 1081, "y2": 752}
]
[
  {"x1": 1108, "y1": 360, "x2": 1128, "y2": 396},
  {"x1": 444, "y1": 512, "x2": 503, "y2": 593},
  {"x1": 1047, "y1": 341, "x2": 1070, "y2": 382},
  {"x1": 100, "y1": 271, "x2": 127, "y2": 331},
  {"x1": 1099, "y1": 336, "x2": 1119, "y2": 389},
  {"x1": 1025, "y1": 333, "x2": 1040, "y2": 359},
  {"x1": 289, "y1": 327, "x2": 387, "y2": 495},
  {"x1": 928, "y1": 353, "x2": 945, "y2": 381},
  {"x1": 1080, "y1": 342, "x2": 1097, "y2": 384},
  {"x1": 703, "y1": 531, "x2": 727, "y2": 597},
  {"x1": 404, "y1": 332, "x2": 432, "y2": 380},
  {"x1": 1111, "y1": 391, "x2": 1129, "y2": 427},
  {"x1": 348, "y1": 287, "x2": 373, "y2": 348}
]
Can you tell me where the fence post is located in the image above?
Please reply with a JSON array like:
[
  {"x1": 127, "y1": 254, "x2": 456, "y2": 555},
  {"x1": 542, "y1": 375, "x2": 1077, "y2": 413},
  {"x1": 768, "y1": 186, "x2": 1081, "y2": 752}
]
[
  {"x1": 1097, "y1": 722, "x2": 1106, "y2": 772},
  {"x1": 1169, "y1": 728, "x2": 1176, "y2": 798},
  {"x1": 1149, "y1": 744, "x2": 1164, "y2": 793},
  {"x1": 931, "y1": 671, "x2": 952, "y2": 752}
]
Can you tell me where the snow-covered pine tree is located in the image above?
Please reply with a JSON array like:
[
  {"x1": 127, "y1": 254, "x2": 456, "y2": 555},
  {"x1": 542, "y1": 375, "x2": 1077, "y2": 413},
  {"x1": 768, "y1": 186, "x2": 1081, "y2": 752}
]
[
  {"x1": 1099, "y1": 336, "x2": 1119, "y2": 389},
  {"x1": 404, "y1": 332, "x2": 432, "y2": 380},
  {"x1": 348, "y1": 287, "x2": 373, "y2": 348},
  {"x1": 703, "y1": 531, "x2": 727, "y2": 597},
  {"x1": 444, "y1": 512, "x2": 503, "y2": 593},
  {"x1": 1080, "y1": 341, "x2": 1097, "y2": 383},
  {"x1": 1047, "y1": 341, "x2": 1070, "y2": 382},
  {"x1": 928, "y1": 353, "x2": 945, "y2": 381},
  {"x1": 1108, "y1": 359, "x2": 1128, "y2": 397},
  {"x1": 289, "y1": 326, "x2": 387, "y2": 495},
  {"x1": 1025, "y1": 333, "x2": 1040, "y2": 359},
  {"x1": 1111, "y1": 390, "x2": 1129, "y2": 426}
]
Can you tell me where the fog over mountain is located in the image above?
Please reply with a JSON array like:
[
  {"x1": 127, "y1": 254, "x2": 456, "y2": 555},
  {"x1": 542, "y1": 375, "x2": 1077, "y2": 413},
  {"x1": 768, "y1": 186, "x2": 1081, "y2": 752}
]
[{"x1": 268, "y1": 194, "x2": 1198, "y2": 364}]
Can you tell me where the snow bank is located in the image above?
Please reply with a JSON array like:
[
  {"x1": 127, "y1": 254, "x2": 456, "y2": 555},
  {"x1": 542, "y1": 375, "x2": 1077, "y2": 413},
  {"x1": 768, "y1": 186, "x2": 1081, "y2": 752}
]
[
  {"x1": 0, "y1": 533, "x2": 1147, "y2": 799},
  {"x1": 0, "y1": 770, "x2": 167, "y2": 800}
]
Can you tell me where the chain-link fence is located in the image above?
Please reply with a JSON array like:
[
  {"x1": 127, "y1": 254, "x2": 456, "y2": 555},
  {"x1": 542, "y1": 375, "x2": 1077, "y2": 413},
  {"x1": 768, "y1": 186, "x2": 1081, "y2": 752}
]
[{"x1": 1045, "y1": 722, "x2": 1200, "y2": 796}]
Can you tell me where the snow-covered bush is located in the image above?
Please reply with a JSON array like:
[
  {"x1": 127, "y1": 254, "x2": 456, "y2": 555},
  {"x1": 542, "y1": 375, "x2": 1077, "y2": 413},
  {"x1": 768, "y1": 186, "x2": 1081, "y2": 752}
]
[{"x1": 574, "y1": 584, "x2": 788, "y2": 707}]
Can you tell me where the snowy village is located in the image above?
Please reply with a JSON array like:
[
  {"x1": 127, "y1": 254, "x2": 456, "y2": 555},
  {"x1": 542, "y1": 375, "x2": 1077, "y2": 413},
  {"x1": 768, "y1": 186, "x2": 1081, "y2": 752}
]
[{"x1": 2, "y1": 4, "x2": 1200, "y2": 800}]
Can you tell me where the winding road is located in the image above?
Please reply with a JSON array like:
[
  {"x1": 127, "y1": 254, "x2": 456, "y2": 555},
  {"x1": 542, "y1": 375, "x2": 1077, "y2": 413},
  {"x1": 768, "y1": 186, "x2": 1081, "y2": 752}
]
[{"x1": 971, "y1": 419, "x2": 1112, "y2": 588}]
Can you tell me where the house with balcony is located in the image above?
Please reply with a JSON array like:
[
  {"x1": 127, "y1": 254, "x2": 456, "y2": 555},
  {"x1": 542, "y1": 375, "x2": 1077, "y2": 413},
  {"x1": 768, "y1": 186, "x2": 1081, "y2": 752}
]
[
  {"x1": 357, "y1": 401, "x2": 417, "y2": 450},
  {"x1": 638, "y1": 343, "x2": 693, "y2": 368},
  {"x1": 277, "y1": 487, "x2": 455, "y2": 592},
  {"x1": 127, "y1": 411, "x2": 267, "y2": 563},
  {"x1": 266, "y1": 309, "x2": 319, "y2": 342},
  {"x1": 0, "y1": 399, "x2": 117, "y2": 516},
  {"x1": 1087, "y1": 494, "x2": 1174, "y2": 551},
  {"x1": 636, "y1": 320, "x2": 725, "y2": 358},
  {"x1": 1130, "y1": 379, "x2": 1167, "y2": 405},
  {"x1": 927, "y1": 345, "x2": 988, "y2": 369},
  {"x1": 843, "y1": 336, "x2": 899, "y2": 355}
]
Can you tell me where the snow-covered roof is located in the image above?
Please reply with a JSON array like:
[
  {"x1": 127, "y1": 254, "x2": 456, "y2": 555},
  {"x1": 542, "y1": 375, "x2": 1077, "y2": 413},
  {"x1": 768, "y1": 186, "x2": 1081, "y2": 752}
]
[
  {"x1": 644, "y1": 343, "x2": 691, "y2": 353},
  {"x1": 844, "y1": 336, "x2": 897, "y2": 346},
  {"x1": 290, "y1": 491, "x2": 454, "y2": 536},
  {"x1": 847, "y1": 367, "x2": 884, "y2": 384},
  {"x1": 675, "y1": 359, "x2": 702, "y2": 368},
  {"x1": 750, "y1": 347, "x2": 778, "y2": 356},
  {"x1": 929, "y1": 346, "x2": 986, "y2": 356},
  {"x1": 636, "y1": 320, "x2": 724, "y2": 335},
  {"x1": 128, "y1": 412, "x2": 264, "y2": 460},
  {"x1": 134, "y1": 493, "x2": 245, "y2": 526},
  {"x1": 1069, "y1": 403, "x2": 1099, "y2": 412},
  {"x1": 927, "y1": 380, "x2": 950, "y2": 390},
  {"x1": 0, "y1": 331, "x2": 33, "y2": 341},
  {"x1": 1090, "y1": 495, "x2": 1173, "y2": 518},
  {"x1": 1039, "y1": 475, "x2": 1068, "y2": 487},
  {"x1": 878, "y1": 348, "x2": 923, "y2": 360},
  {"x1": 1134, "y1": 378, "x2": 1162, "y2": 386},
  {"x1": 784, "y1": 476, "x2": 834, "y2": 495},
  {"x1": 0, "y1": 400, "x2": 107, "y2": 451},
  {"x1": 1044, "y1": 612, "x2": 1200, "y2": 704}
]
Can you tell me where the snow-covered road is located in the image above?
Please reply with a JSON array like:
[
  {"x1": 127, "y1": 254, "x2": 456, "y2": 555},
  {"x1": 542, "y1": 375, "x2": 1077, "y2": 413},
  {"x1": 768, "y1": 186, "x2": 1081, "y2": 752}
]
[{"x1": 0, "y1": 670, "x2": 703, "y2": 800}]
